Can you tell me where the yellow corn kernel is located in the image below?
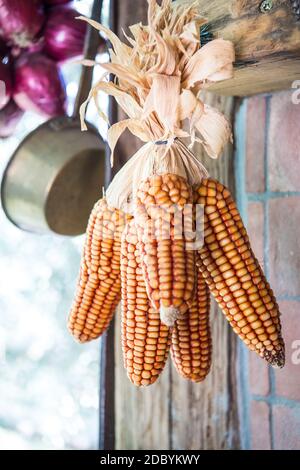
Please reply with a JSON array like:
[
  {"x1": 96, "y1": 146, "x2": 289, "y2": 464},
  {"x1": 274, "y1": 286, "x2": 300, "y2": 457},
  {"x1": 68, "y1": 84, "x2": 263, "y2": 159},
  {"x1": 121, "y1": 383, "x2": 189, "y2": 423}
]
[
  {"x1": 135, "y1": 173, "x2": 196, "y2": 327},
  {"x1": 195, "y1": 179, "x2": 285, "y2": 368},
  {"x1": 121, "y1": 219, "x2": 171, "y2": 386},
  {"x1": 68, "y1": 198, "x2": 131, "y2": 343},
  {"x1": 171, "y1": 267, "x2": 212, "y2": 382}
]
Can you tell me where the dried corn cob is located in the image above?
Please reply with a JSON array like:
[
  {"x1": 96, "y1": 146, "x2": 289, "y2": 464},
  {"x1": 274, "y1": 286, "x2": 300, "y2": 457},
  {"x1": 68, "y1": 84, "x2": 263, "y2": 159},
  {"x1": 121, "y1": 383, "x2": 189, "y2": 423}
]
[
  {"x1": 195, "y1": 179, "x2": 285, "y2": 368},
  {"x1": 171, "y1": 267, "x2": 212, "y2": 382},
  {"x1": 134, "y1": 173, "x2": 196, "y2": 327},
  {"x1": 68, "y1": 198, "x2": 131, "y2": 343},
  {"x1": 121, "y1": 219, "x2": 171, "y2": 386}
]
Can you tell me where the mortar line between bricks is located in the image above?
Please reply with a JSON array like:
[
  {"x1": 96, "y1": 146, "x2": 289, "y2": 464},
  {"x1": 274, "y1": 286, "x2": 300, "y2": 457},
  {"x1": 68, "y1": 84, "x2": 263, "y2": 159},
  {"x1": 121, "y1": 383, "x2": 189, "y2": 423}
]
[
  {"x1": 277, "y1": 295, "x2": 300, "y2": 302},
  {"x1": 252, "y1": 394, "x2": 300, "y2": 409},
  {"x1": 247, "y1": 191, "x2": 300, "y2": 201},
  {"x1": 235, "y1": 98, "x2": 251, "y2": 450},
  {"x1": 264, "y1": 95, "x2": 276, "y2": 450}
]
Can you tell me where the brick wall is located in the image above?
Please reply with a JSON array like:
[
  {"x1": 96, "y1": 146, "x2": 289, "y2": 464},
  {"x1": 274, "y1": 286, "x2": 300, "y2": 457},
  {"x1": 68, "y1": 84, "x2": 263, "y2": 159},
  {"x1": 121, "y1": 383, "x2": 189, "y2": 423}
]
[{"x1": 235, "y1": 91, "x2": 300, "y2": 450}]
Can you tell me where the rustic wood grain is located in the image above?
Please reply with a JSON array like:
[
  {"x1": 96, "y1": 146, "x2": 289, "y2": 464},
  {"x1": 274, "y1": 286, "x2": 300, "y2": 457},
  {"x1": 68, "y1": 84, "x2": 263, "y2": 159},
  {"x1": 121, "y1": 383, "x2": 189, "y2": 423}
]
[
  {"x1": 114, "y1": 0, "x2": 148, "y2": 169},
  {"x1": 209, "y1": 57, "x2": 300, "y2": 96},
  {"x1": 199, "y1": 0, "x2": 300, "y2": 96},
  {"x1": 115, "y1": 309, "x2": 171, "y2": 450},
  {"x1": 114, "y1": 0, "x2": 171, "y2": 451}
]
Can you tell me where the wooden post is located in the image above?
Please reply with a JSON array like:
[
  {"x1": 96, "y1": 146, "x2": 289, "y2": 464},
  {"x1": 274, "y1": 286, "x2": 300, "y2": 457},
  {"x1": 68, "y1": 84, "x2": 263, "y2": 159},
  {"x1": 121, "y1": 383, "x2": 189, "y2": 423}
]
[
  {"x1": 99, "y1": 0, "x2": 117, "y2": 451},
  {"x1": 114, "y1": 0, "x2": 171, "y2": 451}
]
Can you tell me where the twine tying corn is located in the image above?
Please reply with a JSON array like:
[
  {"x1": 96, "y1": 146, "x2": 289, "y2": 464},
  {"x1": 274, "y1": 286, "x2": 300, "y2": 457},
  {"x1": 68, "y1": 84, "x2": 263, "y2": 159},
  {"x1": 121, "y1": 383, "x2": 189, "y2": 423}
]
[{"x1": 67, "y1": 0, "x2": 285, "y2": 387}]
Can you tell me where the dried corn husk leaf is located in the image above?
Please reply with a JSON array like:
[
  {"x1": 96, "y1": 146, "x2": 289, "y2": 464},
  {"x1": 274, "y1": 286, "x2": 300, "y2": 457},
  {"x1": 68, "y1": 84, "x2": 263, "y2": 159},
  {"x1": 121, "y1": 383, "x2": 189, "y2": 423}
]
[
  {"x1": 182, "y1": 39, "x2": 235, "y2": 89},
  {"x1": 191, "y1": 103, "x2": 233, "y2": 159},
  {"x1": 78, "y1": 0, "x2": 235, "y2": 161}
]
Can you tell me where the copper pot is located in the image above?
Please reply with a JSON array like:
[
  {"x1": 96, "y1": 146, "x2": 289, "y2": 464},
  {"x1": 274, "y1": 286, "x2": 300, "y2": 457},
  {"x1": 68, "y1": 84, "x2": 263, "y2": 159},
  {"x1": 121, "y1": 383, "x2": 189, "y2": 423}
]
[{"x1": 1, "y1": 0, "x2": 105, "y2": 236}]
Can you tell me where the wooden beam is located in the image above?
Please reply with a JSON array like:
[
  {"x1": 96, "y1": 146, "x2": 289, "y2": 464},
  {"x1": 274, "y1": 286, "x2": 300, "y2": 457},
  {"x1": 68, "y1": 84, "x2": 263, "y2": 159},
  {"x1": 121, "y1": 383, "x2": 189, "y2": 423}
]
[{"x1": 198, "y1": 0, "x2": 300, "y2": 96}]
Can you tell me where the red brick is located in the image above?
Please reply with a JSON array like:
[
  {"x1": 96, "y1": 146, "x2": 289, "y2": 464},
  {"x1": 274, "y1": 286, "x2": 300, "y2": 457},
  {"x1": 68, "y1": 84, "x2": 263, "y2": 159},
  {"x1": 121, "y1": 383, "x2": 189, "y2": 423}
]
[
  {"x1": 273, "y1": 405, "x2": 300, "y2": 450},
  {"x1": 247, "y1": 202, "x2": 264, "y2": 269},
  {"x1": 269, "y1": 197, "x2": 300, "y2": 297},
  {"x1": 268, "y1": 91, "x2": 300, "y2": 192},
  {"x1": 249, "y1": 353, "x2": 269, "y2": 396},
  {"x1": 250, "y1": 401, "x2": 271, "y2": 450},
  {"x1": 274, "y1": 301, "x2": 300, "y2": 400},
  {"x1": 246, "y1": 96, "x2": 266, "y2": 193}
]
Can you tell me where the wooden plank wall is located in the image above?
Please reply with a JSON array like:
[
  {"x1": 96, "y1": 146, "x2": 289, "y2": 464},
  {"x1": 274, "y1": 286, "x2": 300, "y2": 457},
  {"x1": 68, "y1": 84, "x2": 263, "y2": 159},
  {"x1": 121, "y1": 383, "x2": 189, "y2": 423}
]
[{"x1": 112, "y1": 1, "x2": 240, "y2": 450}]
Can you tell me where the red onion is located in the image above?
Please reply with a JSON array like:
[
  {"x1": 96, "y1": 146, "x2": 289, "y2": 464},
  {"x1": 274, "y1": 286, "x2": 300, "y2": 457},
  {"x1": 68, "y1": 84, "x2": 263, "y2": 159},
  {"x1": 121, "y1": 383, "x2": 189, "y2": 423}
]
[
  {"x1": 44, "y1": 6, "x2": 87, "y2": 63},
  {"x1": 0, "y1": 0, "x2": 45, "y2": 48},
  {"x1": 13, "y1": 52, "x2": 66, "y2": 117},
  {"x1": 0, "y1": 100, "x2": 24, "y2": 137},
  {"x1": 0, "y1": 56, "x2": 12, "y2": 110},
  {"x1": 11, "y1": 36, "x2": 45, "y2": 59},
  {"x1": 27, "y1": 36, "x2": 45, "y2": 54}
]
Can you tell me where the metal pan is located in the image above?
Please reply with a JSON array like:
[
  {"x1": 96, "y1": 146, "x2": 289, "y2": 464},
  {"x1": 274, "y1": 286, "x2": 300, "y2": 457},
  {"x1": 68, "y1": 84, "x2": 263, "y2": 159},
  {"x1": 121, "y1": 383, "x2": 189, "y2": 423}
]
[{"x1": 1, "y1": 0, "x2": 105, "y2": 236}]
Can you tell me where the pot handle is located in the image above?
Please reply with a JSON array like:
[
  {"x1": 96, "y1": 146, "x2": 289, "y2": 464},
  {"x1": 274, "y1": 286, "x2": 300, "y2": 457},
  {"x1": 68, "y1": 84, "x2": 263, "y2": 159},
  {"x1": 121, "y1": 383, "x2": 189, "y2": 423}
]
[{"x1": 73, "y1": 0, "x2": 104, "y2": 119}]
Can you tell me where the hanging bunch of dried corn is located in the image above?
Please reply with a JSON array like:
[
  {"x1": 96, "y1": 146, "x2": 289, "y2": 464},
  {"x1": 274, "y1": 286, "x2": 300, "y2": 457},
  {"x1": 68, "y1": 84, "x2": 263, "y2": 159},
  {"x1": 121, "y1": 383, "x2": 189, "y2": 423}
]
[{"x1": 68, "y1": 0, "x2": 285, "y2": 386}]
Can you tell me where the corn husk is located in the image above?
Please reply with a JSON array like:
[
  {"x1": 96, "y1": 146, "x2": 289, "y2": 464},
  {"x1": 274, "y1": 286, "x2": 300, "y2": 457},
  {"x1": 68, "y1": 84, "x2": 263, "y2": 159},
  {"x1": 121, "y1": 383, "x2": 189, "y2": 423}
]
[
  {"x1": 79, "y1": 0, "x2": 235, "y2": 212},
  {"x1": 106, "y1": 139, "x2": 208, "y2": 213}
]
